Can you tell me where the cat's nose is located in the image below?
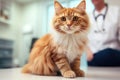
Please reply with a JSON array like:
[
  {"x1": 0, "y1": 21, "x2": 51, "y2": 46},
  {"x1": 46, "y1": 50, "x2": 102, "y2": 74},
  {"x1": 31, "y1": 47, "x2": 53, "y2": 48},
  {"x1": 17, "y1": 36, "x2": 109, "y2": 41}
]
[
  {"x1": 67, "y1": 24, "x2": 72, "y2": 27},
  {"x1": 67, "y1": 21, "x2": 72, "y2": 27},
  {"x1": 67, "y1": 21, "x2": 73, "y2": 29},
  {"x1": 66, "y1": 25, "x2": 72, "y2": 30},
  {"x1": 67, "y1": 23, "x2": 73, "y2": 27}
]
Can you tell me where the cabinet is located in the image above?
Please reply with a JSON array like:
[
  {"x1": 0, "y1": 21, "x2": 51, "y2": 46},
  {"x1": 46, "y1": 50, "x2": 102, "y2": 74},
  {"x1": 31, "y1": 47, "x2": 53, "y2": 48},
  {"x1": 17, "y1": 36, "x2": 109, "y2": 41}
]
[{"x1": 0, "y1": 39, "x2": 13, "y2": 68}]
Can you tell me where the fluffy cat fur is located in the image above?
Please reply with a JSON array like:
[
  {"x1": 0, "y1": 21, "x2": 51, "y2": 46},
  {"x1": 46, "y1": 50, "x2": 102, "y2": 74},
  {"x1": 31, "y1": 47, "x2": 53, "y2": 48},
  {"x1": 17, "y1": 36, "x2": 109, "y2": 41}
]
[{"x1": 22, "y1": 0, "x2": 89, "y2": 78}]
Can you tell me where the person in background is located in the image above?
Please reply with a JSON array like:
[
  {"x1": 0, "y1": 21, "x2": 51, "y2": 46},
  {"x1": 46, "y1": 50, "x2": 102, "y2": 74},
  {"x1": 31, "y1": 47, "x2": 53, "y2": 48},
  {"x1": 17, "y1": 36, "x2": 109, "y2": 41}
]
[{"x1": 87, "y1": 0, "x2": 120, "y2": 66}]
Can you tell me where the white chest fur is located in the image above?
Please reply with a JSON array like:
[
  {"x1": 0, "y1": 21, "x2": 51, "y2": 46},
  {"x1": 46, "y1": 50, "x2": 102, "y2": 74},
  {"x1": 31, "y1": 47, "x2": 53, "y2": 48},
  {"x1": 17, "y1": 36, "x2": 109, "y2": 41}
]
[{"x1": 52, "y1": 33, "x2": 87, "y2": 63}]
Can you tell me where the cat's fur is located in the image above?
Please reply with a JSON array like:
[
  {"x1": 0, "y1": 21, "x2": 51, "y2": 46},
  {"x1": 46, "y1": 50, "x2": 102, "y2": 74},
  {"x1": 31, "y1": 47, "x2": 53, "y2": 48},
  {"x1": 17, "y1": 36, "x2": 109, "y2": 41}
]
[{"x1": 22, "y1": 0, "x2": 89, "y2": 78}]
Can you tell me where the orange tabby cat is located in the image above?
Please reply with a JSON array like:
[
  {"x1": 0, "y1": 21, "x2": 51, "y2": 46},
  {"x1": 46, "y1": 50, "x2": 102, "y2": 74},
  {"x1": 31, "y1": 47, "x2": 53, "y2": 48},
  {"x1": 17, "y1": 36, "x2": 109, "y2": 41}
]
[{"x1": 22, "y1": 0, "x2": 89, "y2": 78}]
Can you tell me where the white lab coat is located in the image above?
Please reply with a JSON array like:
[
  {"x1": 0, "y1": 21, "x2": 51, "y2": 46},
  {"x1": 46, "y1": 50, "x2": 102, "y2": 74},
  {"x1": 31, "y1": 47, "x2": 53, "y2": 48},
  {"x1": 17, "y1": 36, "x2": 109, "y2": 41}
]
[{"x1": 88, "y1": 5, "x2": 120, "y2": 53}]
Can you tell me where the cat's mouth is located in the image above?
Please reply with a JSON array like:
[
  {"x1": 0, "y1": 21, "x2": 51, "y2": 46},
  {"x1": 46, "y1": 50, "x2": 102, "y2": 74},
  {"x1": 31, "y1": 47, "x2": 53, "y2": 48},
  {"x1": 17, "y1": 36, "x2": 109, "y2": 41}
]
[{"x1": 66, "y1": 28, "x2": 73, "y2": 32}]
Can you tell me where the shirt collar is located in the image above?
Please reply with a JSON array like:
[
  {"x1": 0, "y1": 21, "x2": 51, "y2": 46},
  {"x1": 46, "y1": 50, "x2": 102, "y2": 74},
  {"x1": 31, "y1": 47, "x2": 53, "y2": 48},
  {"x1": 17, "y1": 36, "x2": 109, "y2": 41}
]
[{"x1": 95, "y1": 6, "x2": 107, "y2": 17}]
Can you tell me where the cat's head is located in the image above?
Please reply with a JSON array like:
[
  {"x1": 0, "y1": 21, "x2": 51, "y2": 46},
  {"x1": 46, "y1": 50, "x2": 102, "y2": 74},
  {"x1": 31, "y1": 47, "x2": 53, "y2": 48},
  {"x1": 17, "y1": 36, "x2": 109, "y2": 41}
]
[{"x1": 52, "y1": 0, "x2": 89, "y2": 34}]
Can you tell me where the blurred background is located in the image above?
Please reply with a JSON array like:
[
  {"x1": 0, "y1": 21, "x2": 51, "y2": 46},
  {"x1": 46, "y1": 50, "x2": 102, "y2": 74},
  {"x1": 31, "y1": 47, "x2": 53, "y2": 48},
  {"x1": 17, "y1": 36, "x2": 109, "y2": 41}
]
[{"x1": 0, "y1": 0, "x2": 120, "y2": 68}]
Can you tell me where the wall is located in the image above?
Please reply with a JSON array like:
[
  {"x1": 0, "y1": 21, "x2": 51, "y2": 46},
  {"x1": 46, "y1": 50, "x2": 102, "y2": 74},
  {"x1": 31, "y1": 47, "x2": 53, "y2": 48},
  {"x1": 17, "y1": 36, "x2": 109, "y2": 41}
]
[
  {"x1": 0, "y1": 0, "x2": 50, "y2": 67},
  {"x1": 0, "y1": 1, "x2": 25, "y2": 66},
  {"x1": 16, "y1": 2, "x2": 40, "y2": 66},
  {"x1": 15, "y1": 0, "x2": 49, "y2": 66},
  {"x1": 0, "y1": 2, "x2": 20, "y2": 40},
  {"x1": 106, "y1": 0, "x2": 120, "y2": 6}
]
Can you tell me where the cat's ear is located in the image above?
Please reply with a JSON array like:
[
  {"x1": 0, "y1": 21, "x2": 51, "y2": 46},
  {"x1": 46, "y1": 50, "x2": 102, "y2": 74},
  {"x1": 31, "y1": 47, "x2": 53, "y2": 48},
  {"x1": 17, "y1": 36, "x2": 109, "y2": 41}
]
[
  {"x1": 54, "y1": 0, "x2": 63, "y2": 14},
  {"x1": 76, "y1": 0, "x2": 86, "y2": 11}
]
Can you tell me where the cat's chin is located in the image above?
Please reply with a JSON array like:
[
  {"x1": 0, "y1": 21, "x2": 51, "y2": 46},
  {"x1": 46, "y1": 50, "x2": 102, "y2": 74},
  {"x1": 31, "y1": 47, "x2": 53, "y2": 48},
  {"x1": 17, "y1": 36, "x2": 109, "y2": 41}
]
[
  {"x1": 58, "y1": 30, "x2": 79, "y2": 34},
  {"x1": 56, "y1": 29, "x2": 74, "y2": 34},
  {"x1": 66, "y1": 32, "x2": 75, "y2": 34},
  {"x1": 65, "y1": 30, "x2": 80, "y2": 34}
]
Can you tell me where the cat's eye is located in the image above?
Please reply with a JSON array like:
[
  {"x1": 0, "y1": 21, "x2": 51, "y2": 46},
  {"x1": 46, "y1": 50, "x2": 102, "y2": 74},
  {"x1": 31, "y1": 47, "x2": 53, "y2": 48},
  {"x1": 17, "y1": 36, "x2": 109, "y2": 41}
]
[
  {"x1": 73, "y1": 16, "x2": 79, "y2": 21},
  {"x1": 61, "y1": 16, "x2": 66, "y2": 21}
]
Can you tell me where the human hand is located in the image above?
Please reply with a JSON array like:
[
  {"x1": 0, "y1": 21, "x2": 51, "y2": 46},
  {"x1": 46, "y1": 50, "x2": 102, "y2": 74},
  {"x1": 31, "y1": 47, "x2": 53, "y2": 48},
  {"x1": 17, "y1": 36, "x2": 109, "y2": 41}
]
[{"x1": 86, "y1": 47, "x2": 94, "y2": 61}]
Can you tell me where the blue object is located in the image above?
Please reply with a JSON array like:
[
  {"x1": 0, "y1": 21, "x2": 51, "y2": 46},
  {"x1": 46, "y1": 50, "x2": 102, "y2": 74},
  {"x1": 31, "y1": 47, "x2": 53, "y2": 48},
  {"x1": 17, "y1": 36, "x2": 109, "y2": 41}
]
[{"x1": 88, "y1": 48, "x2": 120, "y2": 66}]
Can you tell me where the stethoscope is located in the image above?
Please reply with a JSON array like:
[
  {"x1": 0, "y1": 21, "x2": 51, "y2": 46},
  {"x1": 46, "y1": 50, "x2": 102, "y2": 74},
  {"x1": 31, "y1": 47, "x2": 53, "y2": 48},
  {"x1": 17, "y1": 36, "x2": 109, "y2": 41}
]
[{"x1": 93, "y1": 4, "x2": 108, "y2": 33}]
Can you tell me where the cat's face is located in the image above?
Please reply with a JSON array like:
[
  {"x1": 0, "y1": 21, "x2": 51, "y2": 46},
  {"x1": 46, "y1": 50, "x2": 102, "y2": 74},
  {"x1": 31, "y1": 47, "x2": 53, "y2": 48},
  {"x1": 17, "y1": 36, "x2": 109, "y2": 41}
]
[{"x1": 52, "y1": 0, "x2": 89, "y2": 34}]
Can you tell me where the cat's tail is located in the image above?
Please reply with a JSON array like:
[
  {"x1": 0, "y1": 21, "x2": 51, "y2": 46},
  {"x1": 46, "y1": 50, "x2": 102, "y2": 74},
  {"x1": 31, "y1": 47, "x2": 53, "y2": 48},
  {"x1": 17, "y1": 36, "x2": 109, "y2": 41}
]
[{"x1": 22, "y1": 64, "x2": 31, "y2": 73}]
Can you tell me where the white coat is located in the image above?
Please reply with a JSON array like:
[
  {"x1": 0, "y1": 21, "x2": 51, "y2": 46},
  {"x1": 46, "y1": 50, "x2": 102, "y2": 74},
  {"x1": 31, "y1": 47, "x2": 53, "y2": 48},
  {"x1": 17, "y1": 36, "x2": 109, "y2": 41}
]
[{"x1": 88, "y1": 5, "x2": 120, "y2": 53}]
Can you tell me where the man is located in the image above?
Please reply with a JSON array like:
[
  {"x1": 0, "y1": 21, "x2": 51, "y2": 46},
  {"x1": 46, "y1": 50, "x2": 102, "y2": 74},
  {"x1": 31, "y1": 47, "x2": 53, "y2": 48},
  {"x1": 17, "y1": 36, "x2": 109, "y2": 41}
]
[{"x1": 87, "y1": 0, "x2": 120, "y2": 66}]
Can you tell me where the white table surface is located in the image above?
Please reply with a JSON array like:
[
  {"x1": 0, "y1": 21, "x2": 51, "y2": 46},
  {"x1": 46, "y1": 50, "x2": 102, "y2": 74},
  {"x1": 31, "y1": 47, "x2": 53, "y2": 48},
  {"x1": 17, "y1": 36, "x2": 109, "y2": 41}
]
[{"x1": 0, "y1": 67, "x2": 120, "y2": 80}]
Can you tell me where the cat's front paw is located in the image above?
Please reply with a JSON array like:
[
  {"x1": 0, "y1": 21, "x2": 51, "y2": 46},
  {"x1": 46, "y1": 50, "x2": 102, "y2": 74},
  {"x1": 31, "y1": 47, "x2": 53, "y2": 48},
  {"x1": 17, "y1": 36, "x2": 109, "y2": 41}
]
[
  {"x1": 63, "y1": 70, "x2": 76, "y2": 78},
  {"x1": 76, "y1": 70, "x2": 85, "y2": 77}
]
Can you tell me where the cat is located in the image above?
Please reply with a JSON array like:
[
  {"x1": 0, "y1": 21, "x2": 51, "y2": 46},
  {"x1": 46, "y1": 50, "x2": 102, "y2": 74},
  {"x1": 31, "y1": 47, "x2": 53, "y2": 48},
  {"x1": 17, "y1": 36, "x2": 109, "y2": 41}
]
[{"x1": 22, "y1": 0, "x2": 89, "y2": 78}]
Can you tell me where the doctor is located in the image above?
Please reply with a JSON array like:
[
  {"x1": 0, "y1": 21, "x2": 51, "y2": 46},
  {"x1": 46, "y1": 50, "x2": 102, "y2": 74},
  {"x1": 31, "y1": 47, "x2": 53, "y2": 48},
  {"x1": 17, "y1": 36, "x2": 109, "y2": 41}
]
[{"x1": 87, "y1": 0, "x2": 120, "y2": 66}]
